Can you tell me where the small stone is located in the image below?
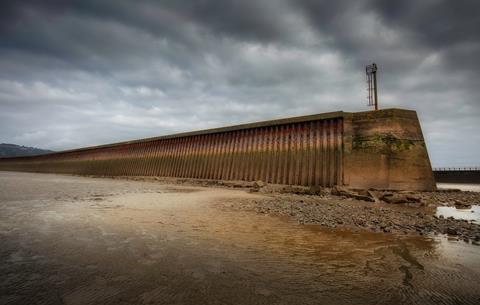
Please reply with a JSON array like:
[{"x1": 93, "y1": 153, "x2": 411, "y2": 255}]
[
  {"x1": 446, "y1": 227, "x2": 457, "y2": 235},
  {"x1": 406, "y1": 195, "x2": 421, "y2": 203},
  {"x1": 253, "y1": 180, "x2": 266, "y2": 188},
  {"x1": 454, "y1": 200, "x2": 471, "y2": 209}
]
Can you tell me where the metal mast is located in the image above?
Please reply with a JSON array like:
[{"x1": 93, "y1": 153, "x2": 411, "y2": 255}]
[{"x1": 366, "y1": 63, "x2": 379, "y2": 110}]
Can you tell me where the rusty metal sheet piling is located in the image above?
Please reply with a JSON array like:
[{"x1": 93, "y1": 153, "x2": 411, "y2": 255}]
[{"x1": 0, "y1": 115, "x2": 341, "y2": 186}]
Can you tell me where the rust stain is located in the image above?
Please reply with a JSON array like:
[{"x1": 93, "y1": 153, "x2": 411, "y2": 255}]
[{"x1": 0, "y1": 117, "x2": 345, "y2": 187}]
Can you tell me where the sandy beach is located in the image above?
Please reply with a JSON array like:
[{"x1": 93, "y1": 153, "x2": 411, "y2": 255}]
[{"x1": 1, "y1": 171, "x2": 479, "y2": 305}]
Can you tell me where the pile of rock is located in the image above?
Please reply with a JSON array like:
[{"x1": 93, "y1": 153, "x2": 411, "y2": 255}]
[
  {"x1": 222, "y1": 195, "x2": 480, "y2": 242},
  {"x1": 136, "y1": 176, "x2": 479, "y2": 208},
  {"x1": 248, "y1": 181, "x2": 478, "y2": 208},
  {"x1": 329, "y1": 186, "x2": 425, "y2": 205}
]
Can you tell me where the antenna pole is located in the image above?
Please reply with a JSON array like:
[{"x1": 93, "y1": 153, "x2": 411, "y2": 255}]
[
  {"x1": 373, "y1": 66, "x2": 378, "y2": 110},
  {"x1": 366, "y1": 63, "x2": 379, "y2": 110}
]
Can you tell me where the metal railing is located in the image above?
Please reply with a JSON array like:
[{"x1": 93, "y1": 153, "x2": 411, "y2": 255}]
[{"x1": 433, "y1": 167, "x2": 480, "y2": 171}]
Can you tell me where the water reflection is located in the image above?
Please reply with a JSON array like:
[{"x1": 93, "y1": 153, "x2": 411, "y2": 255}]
[
  {"x1": 1, "y1": 171, "x2": 480, "y2": 305},
  {"x1": 436, "y1": 205, "x2": 480, "y2": 224},
  {"x1": 437, "y1": 183, "x2": 480, "y2": 192}
]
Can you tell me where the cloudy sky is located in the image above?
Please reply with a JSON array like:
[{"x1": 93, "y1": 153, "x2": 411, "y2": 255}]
[{"x1": 0, "y1": 0, "x2": 479, "y2": 167}]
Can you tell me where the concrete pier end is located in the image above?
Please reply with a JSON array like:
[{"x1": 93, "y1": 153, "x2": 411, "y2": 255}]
[{"x1": 342, "y1": 109, "x2": 436, "y2": 191}]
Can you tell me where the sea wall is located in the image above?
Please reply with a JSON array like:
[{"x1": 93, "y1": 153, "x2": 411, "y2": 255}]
[{"x1": 0, "y1": 109, "x2": 436, "y2": 190}]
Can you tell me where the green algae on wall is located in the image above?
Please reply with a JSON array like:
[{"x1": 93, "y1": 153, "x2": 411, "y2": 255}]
[{"x1": 352, "y1": 134, "x2": 417, "y2": 152}]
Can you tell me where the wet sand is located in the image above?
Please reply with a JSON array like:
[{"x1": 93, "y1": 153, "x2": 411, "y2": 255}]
[{"x1": 1, "y1": 172, "x2": 480, "y2": 305}]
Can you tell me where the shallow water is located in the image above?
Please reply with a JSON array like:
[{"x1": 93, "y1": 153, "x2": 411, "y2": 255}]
[
  {"x1": 1, "y1": 171, "x2": 480, "y2": 305},
  {"x1": 437, "y1": 183, "x2": 480, "y2": 192},
  {"x1": 436, "y1": 205, "x2": 480, "y2": 224}
]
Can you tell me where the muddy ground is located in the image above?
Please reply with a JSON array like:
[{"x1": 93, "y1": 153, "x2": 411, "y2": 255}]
[
  {"x1": 113, "y1": 175, "x2": 480, "y2": 242},
  {"x1": 221, "y1": 194, "x2": 480, "y2": 243},
  {"x1": 1, "y1": 171, "x2": 480, "y2": 305}
]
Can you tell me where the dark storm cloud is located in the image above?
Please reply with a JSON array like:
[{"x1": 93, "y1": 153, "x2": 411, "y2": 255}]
[
  {"x1": 0, "y1": 0, "x2": 479, "y2": 166},
  {"x1": 370, "y1": 0, "x2": 480, "y2": 47}
]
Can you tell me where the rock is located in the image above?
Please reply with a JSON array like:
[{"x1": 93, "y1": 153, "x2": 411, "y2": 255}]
[
  {"x1": 280, "y1": 185, "x2": 310, "y2": 194},
  {"x1": 331, "y1": 186, "x2": 375, "y2": 202},
  {"x1": 406, "y1": 195, "x2": 421, "y2": 203},
  {"x1": 437, "y1": 188, "x2": 461, "y2": 193},
  {"x1": 232, "y1": 185, "x2": 480, "y2": 243},
  {"x1": 253, "y1": 180, "x2": 266, "y2": 188},
  {"x1": 454, "y1": 200, "x2": 471, "y2": 209},
  {"x1": 354, "y1": 194, "x2": 375, "y2": 202},
  {"x1": 307, "y1": 185, "x2": 325, "y2": 195},
  {"x1": 331, "y1": 185, "x2": 351, "y2": 196},
  {"x1": 381, "y1": 193, "x2": 403, "y2": 204},
  {"x1": 367, "y1": 190, "x2": 381, "y2": 203},
  {"x1": 446, "y1": 227, "x2": 458, "y2": 235},
  {"x1": 381, "y1": 193, "x2": 420, "y2": 204},
  {"x1": 223, "y1": 180, "x2": 254, "y2": 188},
  {"x1": 353, "y1": 195, "x2": 375, "y2": 202}
]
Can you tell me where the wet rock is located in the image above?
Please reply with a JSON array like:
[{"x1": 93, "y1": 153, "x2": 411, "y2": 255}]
[
  {"x1": 437, "y1": 188, "x2": 461, "y2": 193},
  {"x1": 380, "y1": 193, "x2": 403, "y2": 204},
  {"x1": 331, "y1": 186, "x2": 375, "y2": 202},
  {"x1": 307, "y1": 185, "x2": 324, "y2": 195},
  {"x1": 406, "y1": 195, "x2": 421, "y2": 203},
  {"x1": 367, "y1": 190, "x2": 381, "y2": 203},
  {"x1": 454, "y1": 200, "x2": 472, "y2": 209},
  {"x1": 331, "y1": 185, "x2": 351, "y2": 196},
  {"x1": 253, "y1": 180, "x2": 266, "y2": 188},
  {"x1": 446, "y1": 227, "x2": 458, "y2": 236},
  {"x1": 222, "y1": 180, "x2": 253, "y2": 188},
  {"x1": 381, "y1": 193, "x2": 420, "y2": 204},
  {"x1": 224, "y1": 186, "x2": 480, "y2": 242},
  {"x1": 279, "y1": 185, "x2": 310, "y2": 195}
]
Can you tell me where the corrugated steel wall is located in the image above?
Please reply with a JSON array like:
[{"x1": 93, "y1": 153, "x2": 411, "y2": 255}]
[{"x1": 0, "y1": 118, "x2": 343, "y2": 186}]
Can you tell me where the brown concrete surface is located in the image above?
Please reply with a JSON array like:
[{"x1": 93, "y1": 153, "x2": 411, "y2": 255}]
[
  {"x1": 0, "y1": 172, "x2": 479, "y2": 305},
  {"x1": 0, "y1": 109, "x2": 436, "y2": 191},
  {"x1": 343, "y1": 109, "x2": 436, "y2": 190}
]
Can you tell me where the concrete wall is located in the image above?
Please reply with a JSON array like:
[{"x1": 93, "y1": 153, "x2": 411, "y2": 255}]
[
  {"x1": 343, "y1": 109, "x2": 436, "y2": 190},
  {"x1": 0, "y1": 108, "x2": 436, "y2": 190}
]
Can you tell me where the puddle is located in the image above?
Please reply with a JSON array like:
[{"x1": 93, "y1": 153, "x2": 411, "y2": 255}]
[
  {"x1": 436, "y1": 205, "x2": 480, "y2": 224},
  {"x1": 437, "y1": 183, "x2": 480, "y2": 192}
]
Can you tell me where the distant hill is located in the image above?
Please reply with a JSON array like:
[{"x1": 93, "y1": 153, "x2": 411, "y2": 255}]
[{"x1": 0, "y1": 143, "x2": 53, "y2": 158}]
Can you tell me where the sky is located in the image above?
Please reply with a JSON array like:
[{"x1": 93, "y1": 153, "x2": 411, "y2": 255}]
[{"x1": 0, "y1": 0, "x2": 479, "y2": 167}]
